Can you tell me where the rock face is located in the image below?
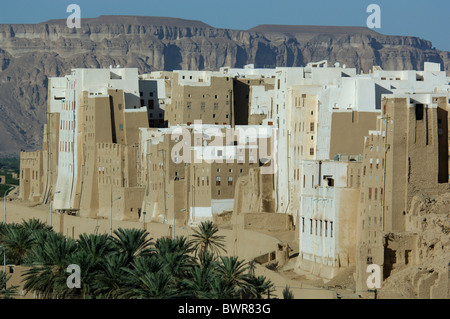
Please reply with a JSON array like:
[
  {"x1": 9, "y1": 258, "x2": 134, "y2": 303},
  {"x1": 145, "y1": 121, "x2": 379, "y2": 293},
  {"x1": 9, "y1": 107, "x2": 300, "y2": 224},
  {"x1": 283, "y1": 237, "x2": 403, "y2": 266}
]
[
  {"x1": 0, "y1": 15, "x2": 449, "y2": 156},
  {"x1": 377, "y1": 193, "x2": 450, "y2": 299}
]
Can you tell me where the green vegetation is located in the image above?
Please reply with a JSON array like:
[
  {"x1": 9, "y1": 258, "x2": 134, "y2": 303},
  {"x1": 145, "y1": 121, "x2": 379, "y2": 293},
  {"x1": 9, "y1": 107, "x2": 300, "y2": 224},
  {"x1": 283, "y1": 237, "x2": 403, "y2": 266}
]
[
  {"x1": 282, "y1": 285, "x2": 295, "y2": 299},
  {"x1": 0, "y1": 219, "x2": 275, "y2": 299},
  {"x1": 0, "y1": 172, "x2": 20, "y2": 186},
  {"x1": 0, "y1": 185, "x2": 16, "y2": 198},
  {"x1": 0, "y1": 157, "x2": 20, "y2": 198},
  {"x1": 0, "y1": 272, "x2": 19, "y2": 299},
  {"x1": 0, "y1": 157, "x2": 20, "y2": 174}
]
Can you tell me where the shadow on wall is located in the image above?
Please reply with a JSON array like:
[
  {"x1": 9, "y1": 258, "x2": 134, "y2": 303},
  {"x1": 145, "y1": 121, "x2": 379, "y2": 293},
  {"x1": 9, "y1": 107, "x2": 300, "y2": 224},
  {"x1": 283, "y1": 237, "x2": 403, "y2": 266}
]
[{"x1": 375, "y1": 84, "x2": 391, "y2": 110}]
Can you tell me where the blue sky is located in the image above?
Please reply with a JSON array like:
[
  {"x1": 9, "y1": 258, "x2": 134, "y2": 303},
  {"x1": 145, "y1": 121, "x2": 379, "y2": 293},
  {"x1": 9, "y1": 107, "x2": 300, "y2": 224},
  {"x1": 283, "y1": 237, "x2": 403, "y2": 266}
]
[{"x1": 0, "y1": 0, "x2": 449, "y2": 51}]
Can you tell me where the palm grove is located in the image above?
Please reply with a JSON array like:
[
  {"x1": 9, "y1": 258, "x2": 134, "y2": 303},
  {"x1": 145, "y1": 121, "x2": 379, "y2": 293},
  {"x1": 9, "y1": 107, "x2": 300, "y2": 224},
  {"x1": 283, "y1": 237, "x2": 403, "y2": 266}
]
[{"x1": 0, "y1": 219, "x2": 276, "y2": 299}]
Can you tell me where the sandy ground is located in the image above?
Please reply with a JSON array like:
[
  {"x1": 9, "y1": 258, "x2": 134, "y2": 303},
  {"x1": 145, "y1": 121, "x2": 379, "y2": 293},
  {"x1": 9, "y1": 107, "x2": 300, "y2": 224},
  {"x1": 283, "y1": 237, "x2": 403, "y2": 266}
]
[{"x1": 3, "y1": 197, "x2": 338, "y2": 299}]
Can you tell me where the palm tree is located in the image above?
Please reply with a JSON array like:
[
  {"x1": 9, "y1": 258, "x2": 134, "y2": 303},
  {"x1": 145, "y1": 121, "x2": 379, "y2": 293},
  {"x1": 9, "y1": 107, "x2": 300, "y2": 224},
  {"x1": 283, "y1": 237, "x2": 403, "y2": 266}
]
[
  {"x1": 1, "y1": 226, "x2": 35, "y2": 264},
  {"x1": 180, "y1": 265, "x2": 214, "y2": 298},
  {"x1": 22, "y1": 231, "x2": 78, "y2": 298},
  {"x1": 200, "y1": 276, "x2": 237, "y2": 299},
  {"x1": 21, "y1": 218, "x2": 53, "y2": 233},
  {"x1": 197, "y1": 250, "x2": 218, "y2": 269},
  {"x1": 120, "y1": 255, "x2": 164, "y2": 298},
  {"x1": 154, "y1": 236, "x2": 196, "y2": 280},
  {"x1": 282, "y1": 285, "x2": 295, "y2": 299},
  {"x1": 0, "y1": 271, "x2": 19, "y2": 299},
  {"x1": 191, "y1": 221, "x2": 227, "y2": 257},
  {"x1": 217, "y1": 256, "x2": 250, "y2": 295},
  {"x1": 91, "y1": 253, "x2": 129, "y2": 299},
  {"x1": 72, "y1": 233, "x2": 115, "y2": 298},
  {"x1": 0, "y1": 219, "x2": 54, "y2": 265},
  {"x1": 112, "y1": 228, "x2": 153, "y2": 263},
  {"x1": 0, "y1": 223, "x2": 8, "y2": 243},
  {"x1": 129, "y1": 255, "x2": 164, "y2": 275},
  {"x1": 244, "y1": 275, "x2": 275, "y2": 299},
  {"x1": 0, "y1": 222, "x2": 21, "y2": 245},
  {"x1": 127, "y1": 270, "x2": 179, "y2": 299}
]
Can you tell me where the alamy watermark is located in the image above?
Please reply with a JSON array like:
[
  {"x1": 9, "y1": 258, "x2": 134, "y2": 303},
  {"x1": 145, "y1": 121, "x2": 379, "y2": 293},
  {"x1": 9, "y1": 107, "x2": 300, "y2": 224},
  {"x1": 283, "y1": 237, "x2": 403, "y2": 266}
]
[
  {"x1": 66, "y1": 4, "x2": 81, "y2": 29},
  {"x1": 366, "y1": 4, "x2": 381, "y2": 29},
  {"x1": 366, "y1": 264, "x2": 381, "y2": 289},
  {"x1": 66, "y1": 264, "x2": 81, "y2": 288}
]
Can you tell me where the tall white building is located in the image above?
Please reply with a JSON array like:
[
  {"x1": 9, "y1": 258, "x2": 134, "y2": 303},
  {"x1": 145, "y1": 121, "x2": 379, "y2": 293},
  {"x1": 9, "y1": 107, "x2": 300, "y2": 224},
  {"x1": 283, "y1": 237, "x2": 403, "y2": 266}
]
[{"x1": 53, "y1": 68, "x2": 140, "y2": 212}]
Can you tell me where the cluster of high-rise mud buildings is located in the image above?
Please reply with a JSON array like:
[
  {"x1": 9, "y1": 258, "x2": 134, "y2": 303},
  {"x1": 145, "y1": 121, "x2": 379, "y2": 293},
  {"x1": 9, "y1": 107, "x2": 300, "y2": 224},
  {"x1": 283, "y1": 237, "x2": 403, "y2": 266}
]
[{"x1": 19, "y1": 61, "x2": 450, "y2": 296}]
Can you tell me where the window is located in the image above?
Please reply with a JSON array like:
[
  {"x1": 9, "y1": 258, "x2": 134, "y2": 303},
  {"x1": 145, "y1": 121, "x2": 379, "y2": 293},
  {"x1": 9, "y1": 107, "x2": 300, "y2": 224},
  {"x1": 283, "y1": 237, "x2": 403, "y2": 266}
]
[
  {"x1": 324, "y1": 175, "x2": 334, "y2": 187},
  {"x1": 187, "y1": 102, "x2": 191, "y2": 109},
  {"x1": 213, "y1": 114, "x2": 216, "y2": 118},
  {"x1": 330, "y1": 222, "x2": 333, "y2": 237},
  {"x1": 415, "y1": 104, "x2": 424, "y2": 120},
  {"x1": 310, "y1": 122, "x2": 315, "y2": 132},
  {"x1": 201, "y1": 102, "x2": 205, "y2": 111},
  {"x1": 310, "y1": 148, "x2": 314, "y2": 156},
  {"x1": 216, "y1": 176, "x2": 221, "y2": 186},
  {"x1": 302, "y1": 217, "x2": 305, "y2": 233},
  {"x1": 228, "y1": 176, "x2": 233, "y2": 186},
  {"x1": 214, "y1": 103, "x2": 219, "y2": 110},
  {"x1": 405, "y1": 250, "x2": 412, "y2": 265},
  {"x1": 310, "y1": 219, "x2": 313, "y2": 234}
]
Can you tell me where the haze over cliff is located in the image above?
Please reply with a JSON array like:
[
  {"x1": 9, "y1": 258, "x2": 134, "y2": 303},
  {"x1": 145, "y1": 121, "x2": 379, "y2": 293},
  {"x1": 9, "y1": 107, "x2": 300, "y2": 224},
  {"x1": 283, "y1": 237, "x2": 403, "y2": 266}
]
[{"x1": 0, "y1": 15, "x2": 449, "y2": 156}]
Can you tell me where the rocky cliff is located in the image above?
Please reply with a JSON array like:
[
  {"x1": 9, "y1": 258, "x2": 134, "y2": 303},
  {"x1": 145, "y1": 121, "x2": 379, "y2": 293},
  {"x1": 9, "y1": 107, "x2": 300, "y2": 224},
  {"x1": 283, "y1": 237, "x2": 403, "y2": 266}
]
[{"x1": 0, "y1": 15, "x2": 448, "y2": 156}]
